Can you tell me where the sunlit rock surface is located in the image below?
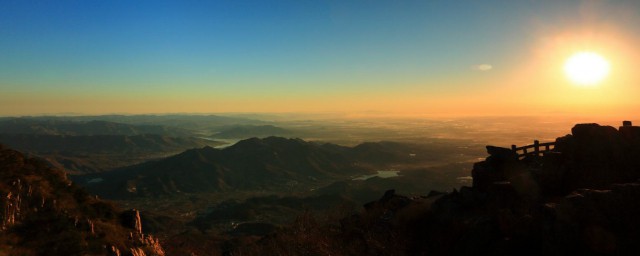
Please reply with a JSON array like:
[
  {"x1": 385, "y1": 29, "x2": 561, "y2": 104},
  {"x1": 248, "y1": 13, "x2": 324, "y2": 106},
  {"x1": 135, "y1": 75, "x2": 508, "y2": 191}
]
[{"x1": 0, "y1": 145, "x2": 165, "y2": 255}]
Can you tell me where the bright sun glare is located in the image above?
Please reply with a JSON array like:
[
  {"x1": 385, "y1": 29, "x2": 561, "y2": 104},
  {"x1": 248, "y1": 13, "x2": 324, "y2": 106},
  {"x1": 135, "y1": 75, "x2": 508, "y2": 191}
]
[{"x1": 564, "y1": 52, "x2": 610, "y2": 86}]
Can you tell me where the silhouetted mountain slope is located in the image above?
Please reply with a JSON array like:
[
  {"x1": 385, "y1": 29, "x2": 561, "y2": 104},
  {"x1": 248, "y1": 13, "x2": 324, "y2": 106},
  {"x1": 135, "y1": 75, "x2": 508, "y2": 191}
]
[
  {"x1": 0, "y1": 144, "x2": 165, "y2": 255},
  {"x1": 79, "y1": 137, "x2": 368, "y2": 198},
  {"x1": 212, "y1": 125, "x2": 292, "y2": 139},
  {"x1": 0, "y1": 118, "x2": 189, "y2": 136}
]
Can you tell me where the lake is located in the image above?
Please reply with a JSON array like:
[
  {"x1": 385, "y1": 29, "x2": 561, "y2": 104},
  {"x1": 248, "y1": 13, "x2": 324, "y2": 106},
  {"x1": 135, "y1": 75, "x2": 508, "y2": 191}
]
[{"x1": 353, "y1": 170, "x2": 400, "y2": 180}]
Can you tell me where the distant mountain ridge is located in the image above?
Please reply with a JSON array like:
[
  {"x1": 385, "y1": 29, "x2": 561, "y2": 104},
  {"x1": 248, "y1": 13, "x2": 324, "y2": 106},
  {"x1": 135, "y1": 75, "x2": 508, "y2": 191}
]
[
  {"x1": 212, "y1": 125, "x2": 292, "y2": 139},
  {"x1": 0, "y1": 114, "x2": 267, "y2": 131},
  {"x1": 0, "y1": 133, "x2": 214, "y2": 154},
  {"x1": 0, "y1": 118, "x2": 189, "y2": 136},
  {"x1": 0, "y1": 133, "x2": 223, "y2": 174}
]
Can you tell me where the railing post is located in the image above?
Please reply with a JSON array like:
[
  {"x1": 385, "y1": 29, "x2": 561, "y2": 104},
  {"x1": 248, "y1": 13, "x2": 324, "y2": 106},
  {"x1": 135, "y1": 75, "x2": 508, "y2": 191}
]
[
  {"x1": 534, "y1": 140, "x2": 540, "y2": 156},
  {"x1": 511, "y1": 145, "x2": 516, "y2": 151}
]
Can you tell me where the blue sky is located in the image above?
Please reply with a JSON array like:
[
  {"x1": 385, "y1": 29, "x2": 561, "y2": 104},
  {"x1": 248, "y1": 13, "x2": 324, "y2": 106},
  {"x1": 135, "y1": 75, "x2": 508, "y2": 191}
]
[{"x1": 1, "y1": 0, "x2": 639, "y2": 116}]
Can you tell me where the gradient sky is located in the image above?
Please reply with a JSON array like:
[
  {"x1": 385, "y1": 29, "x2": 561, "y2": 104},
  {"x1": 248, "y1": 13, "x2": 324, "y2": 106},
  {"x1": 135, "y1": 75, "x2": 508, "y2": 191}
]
[{"x1": 1, "y1": 0, "x2": 639, "y2": 117}]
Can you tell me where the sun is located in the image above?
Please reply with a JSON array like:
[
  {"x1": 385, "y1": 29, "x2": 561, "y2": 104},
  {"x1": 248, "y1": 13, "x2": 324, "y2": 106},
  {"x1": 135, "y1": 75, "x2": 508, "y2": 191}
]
[{"x1": 564, "y1": 52, "x2": 610, "y2": 86}]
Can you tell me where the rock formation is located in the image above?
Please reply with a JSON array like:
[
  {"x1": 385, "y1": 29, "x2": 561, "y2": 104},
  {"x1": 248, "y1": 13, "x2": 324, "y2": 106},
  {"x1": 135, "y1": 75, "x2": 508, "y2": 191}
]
[
  {"x1": 421, "y1": 122, "x2": 640, "y2": 254},
  {"x1": 0, "y1": 145, "x2": 165, "y2": 255},
  {"x1": 121, "y1": 209, "x2": 165, "y2": 256},
  {"x1": 472, "y1": 122, "x2": 640, "y2": 196}
]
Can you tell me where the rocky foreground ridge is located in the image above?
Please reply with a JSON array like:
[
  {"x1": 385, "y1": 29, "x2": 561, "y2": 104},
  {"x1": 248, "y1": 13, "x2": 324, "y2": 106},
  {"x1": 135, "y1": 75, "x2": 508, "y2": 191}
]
[
  {"x1": 244, "y1": 121, "x2": 640, "y2": 255},
  {"x1": 0, "y1": 145, "x2": 164, "y2": 256},
  {"x1": 356, "y1": 122, "x2": 640, "y2": 255}
]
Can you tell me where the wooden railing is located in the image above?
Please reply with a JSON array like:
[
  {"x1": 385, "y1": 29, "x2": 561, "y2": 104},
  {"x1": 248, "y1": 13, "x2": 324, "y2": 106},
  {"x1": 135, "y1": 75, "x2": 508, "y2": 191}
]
[{"x1": 511, "y1": 140, "x2": 556, "y2": 159}]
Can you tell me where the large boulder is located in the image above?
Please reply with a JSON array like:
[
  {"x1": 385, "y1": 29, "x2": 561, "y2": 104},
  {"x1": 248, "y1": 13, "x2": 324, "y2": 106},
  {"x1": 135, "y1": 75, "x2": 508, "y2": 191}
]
[
  {"x1": 486, "y1": 146, "x2": 518, "y2": 162},
  {"x1": 556, "y1": 123, "x2": 635, "y2": 190},
  {"x1": 472, "y1": 146, "x2": 522, "y2": 192},
  {"x1": 571, "y1": 123, "x2": 618, "y2": 139}
]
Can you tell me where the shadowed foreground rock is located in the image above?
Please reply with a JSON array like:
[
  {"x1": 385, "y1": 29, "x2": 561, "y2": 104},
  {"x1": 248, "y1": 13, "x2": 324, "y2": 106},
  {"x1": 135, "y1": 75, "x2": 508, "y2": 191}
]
[{"x1": 410, "y1": 122, "x2": 640, "y2": 255}]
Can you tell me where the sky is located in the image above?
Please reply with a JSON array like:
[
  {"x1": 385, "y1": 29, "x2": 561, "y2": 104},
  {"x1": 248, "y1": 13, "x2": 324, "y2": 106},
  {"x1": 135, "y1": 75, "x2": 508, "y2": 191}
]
[{"x1": 1, "y1": 0, "x2": 639, "y2": 117}]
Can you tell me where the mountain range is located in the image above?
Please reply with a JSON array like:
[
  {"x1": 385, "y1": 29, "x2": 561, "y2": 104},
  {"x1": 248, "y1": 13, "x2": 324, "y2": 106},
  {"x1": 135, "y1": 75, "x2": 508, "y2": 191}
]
[
  {"x1": 0, "y1": 118, "x2": 190, "y2": 137},
  {"x1": 77, "y1": 136, "x2": 482, "y2": 200},
  {"x1": 79, "y1": 137, "x2": 368, "y2": 198},
  {"x1": 0, "y1": 118, "x2": 232, "y2": 174},
  {"x1": 3, "y1": 120, "x2": 640, "y2": 255},
  {"x1": 0, "y1": 133, "x2": 222, "y2": 174}
]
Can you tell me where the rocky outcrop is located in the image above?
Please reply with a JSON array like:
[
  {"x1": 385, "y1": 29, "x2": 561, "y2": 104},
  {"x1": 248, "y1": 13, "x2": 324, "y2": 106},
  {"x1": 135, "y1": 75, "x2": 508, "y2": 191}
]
[
  {"x1": 122, "y1": 209, "x2": 166, "y2": 256},
  {"x1": 0, "y1": 146, "x2": 166, "y2": 255},
  {"x1": 122, "y1": 209, "x2": 143, "y2": 234},
  {"x1": 473, "y1": 122, "x2": 640, "y2": 197},
  {"x1": 2, "y1": 182, "x2": 23, "y2": 230},
  {"x1": 554, "y1": 123, "x2": 640, "y2": 192}
]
